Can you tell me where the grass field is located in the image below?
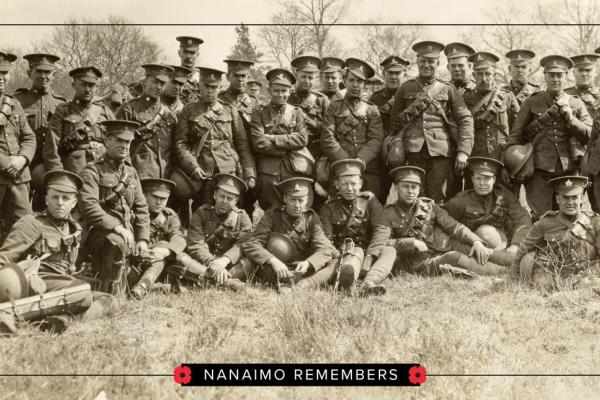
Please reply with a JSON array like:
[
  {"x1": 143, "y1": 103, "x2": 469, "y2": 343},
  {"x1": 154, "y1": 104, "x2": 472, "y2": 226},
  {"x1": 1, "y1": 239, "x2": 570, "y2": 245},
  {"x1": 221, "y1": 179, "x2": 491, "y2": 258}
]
[{"x1": 2, "y1": 272, "x2": 600, "y2": 400}]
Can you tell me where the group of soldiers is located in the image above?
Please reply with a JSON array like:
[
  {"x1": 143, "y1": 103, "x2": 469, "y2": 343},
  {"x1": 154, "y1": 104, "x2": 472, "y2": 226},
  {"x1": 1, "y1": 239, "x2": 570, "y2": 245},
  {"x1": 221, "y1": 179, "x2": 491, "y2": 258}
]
[{"x1": 1, "y1": 35, "x2": 600, "y2": 335}]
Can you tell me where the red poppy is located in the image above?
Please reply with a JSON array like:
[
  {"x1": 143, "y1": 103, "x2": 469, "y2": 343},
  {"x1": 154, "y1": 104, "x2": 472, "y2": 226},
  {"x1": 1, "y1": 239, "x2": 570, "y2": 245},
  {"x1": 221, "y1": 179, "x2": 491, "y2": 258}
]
[
  {"x1": 174, "y1": 365, "x2": 192, "y2": 385},
  {"x1": 408, "y1": 365, "x2": 427, "y2": 385}
]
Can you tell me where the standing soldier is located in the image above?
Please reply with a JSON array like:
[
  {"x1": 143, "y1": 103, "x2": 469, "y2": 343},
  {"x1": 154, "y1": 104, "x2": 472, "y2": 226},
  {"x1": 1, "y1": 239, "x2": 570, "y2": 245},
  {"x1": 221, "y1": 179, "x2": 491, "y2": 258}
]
[
  {"x1": 44, "y1": 66, "x2": 115, "y2": 175},
  {"x1": 321, "y1": 58, "x2": 384, "y2": 199},
  {"x1": 247, "y1": 80, "x2": 264, "y2": 104},
  {"x1": 240, "y1": 177, "x2": 335, "y2": 291},
  {"x1": 176, "y1": 36, "x2": 203, "y2": 104},
  {"x1": 0, "y1": 52, "x2": 36, "y2": 232},
  {"x1": 502, "y1": 50, "x2": 540, "y2": 106},
  {"x1": 320, "y1": 57, "x2": 346, "y2": 102},
  {"x1": 116, "y1": 64, "x2": 177, "y2": 180},
  {"x1": 511, "y1": 176, "x2": 600, "y2": 290},
  {"x1": 317, "y1": 159, "x2": 395, "y2": 295},
  {"x1": 388, "y1": 41, "x2": 474, "y2": 202},
  {"x1": 506, "y1": 55, "x2": 592, "y2": 219},
  {"x1": 161, "y1": 65, "x2": 193, "y2": 115},
  {"x1": 445, "y1": 42, "x2": 476, "y2": 96},
  {"x1": 250, "y1": 68, "x2": 310, "y2": 210},
  {"x1": 14, "y1": 53, "x2": 66, "y2": 211},
  {"x1": 79, "y1": 120, "x2": 150, "y2": 297},
  {"x1": 175, "y1": 67, "x2": 256, "y2": 206}
]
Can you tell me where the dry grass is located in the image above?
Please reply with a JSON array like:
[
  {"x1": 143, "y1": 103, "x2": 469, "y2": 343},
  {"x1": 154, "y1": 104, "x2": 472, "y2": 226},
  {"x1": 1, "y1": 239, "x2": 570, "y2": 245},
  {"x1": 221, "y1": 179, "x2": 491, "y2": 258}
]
[{"x1": 2, "y1": 274, "x2": 600, "y2": 399}]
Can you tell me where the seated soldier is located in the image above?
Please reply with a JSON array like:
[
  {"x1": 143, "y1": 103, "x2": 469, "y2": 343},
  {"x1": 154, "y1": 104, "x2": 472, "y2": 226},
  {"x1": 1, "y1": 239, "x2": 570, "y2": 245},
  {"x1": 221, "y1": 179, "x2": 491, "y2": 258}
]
[
  {"x1": 0, "y1": 170, "x2": 115, "y2": 334},
  {"x1": 240, "y1": 177, "x2": 335, "y2": 291},
  {"x1": 443, "y1": 157, "x2": 531, "y2": 257},
  {"x1": 184, "y1": 173, "x2": 252, "y2": 291},
  {"x1": 385, "y1": 166, "x2": 511, "y2": 276},
  {"x1": 511, "y1": 176, "x2": 600, "y2": 290},
  {"x1": 316, "y1": 159, "x2": 395, "y2": 296}
]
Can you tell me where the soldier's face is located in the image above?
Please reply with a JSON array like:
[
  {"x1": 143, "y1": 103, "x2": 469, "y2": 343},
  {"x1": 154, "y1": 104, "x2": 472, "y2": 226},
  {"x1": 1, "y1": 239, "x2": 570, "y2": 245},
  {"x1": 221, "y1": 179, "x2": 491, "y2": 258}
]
[
  {"x1": 72, "y1": 80, "x2": 97, "y2": 102},
  {"x1": 0, "y1": 71, "x2": 10, "y2": 94},
  {"x1": 283, "y1": 194, "x2": 307, "y2": 217},
  {"x1": 573, "y1": 66, "x2": 596, "y2": 87},
  {"x1": 345, "y1": 73, "x2": 365, "y2": 98},
  {"x1": 29, "y1": 68, "x2": 54, "y2": 92},
  {"x1": 214, "y1": 188, "x2": 238, "y2": 214},
  {"x1": 321, "y1": 71, "x2": 342, "y2": 92},
  {"x1": 447, "y1": 57, "x2": 471, "y2": 82},
  {"x1": 417, "y1": 56, "x2": 438, "y2": 79},
  {"x1": 545, "y1": 71, "x2": 567, "y2": 94},
  {"x1": 296, "y1": 71, "x2": 317, "y2": 92},
  {"x1": 556, "y1": 191, "x2": 583, "y2": 216},
  {"x1": 474, "y1": 68, "x2": 495, "y2": 91},
  {"x1": 396, "y1": 181, "x2": 420, "y2": 204},
  {"x1": 247, "y1": 85, "x2": 261, "y2": 97},
  {"x1": 145, "y1": 192, "x2": 169, "y2": 215},
  {"x1": 200, "y1": 82, "x2": 221, "y2": 104},
  {"x1": 144, "y1": 76, "x2": 166, "y2": 98},
  {"x1": 165, "y1": 79, "x2": 184, "y2": 98},
  {"x1": 335, "y1": 175, "x2": 362, "y2": 200},
  {"x1": 179, "y1": 47, "x2": 199, "y2": 68},
  {"x1": 471, "y1": 173, "x2": 496, "y2": 196},
  {"x1": 508, "y1": 64, "x2": 529, "y2": 83},
  {"x1": 46, "y1": 188, "x2": 77, "y2": 220},
  {"x1": 105, "y1": 136, "x2": 132, "y2": 161},
  {"x1": 384, "y1": 70, "x2": 404, "y2": 89},
  {"x1": 269, "y1": 83, "x2": 291, "y2": 105},
  {"x1": 228, "y1": 72, "x2": 249, "y2": 92}
]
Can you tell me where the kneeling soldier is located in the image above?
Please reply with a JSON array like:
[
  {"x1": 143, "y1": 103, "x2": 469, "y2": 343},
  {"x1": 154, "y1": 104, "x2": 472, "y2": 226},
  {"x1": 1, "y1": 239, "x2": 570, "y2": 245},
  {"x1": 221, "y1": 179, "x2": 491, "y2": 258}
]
[
  {"x1": 184, "y1": 173, "x2": 252, "y2": 291},
  {"x1": 240, "y1": 177, "x2": 334, "y2": 291},
  {"x1": 0, "y1": 170, "x2": 115, "y2": 334},
  {"x1": 318, "y1": 159, "x2": 395, "y2": 295},
  {"x1": 511, "y1": 176, "x2": 600, "y2": 290},
  {"x1": 385, "y1": 166, "x2": 510, "y2": 276}
]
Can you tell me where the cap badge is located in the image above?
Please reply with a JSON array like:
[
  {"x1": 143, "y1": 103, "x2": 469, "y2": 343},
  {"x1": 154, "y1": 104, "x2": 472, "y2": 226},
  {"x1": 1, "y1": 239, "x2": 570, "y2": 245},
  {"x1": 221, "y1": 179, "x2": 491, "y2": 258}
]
[
  {"x1": 226, "y1": 178, "x2": 234, "y2": 186},
  {"x1": 565, "y1": 179, "x2": 573, "y2": 187}
]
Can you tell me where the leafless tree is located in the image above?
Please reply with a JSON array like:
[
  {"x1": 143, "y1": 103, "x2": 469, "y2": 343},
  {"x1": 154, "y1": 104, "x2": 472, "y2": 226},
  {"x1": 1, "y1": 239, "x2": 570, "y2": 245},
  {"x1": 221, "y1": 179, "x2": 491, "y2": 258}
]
[{"x1": 259, "y1": 8, "x2": 314, "y2": 68}]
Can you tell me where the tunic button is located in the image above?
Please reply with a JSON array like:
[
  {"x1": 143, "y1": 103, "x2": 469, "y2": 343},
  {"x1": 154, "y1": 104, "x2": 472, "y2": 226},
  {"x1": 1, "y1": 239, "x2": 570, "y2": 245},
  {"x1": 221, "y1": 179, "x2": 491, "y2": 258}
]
[{"x1": 42, "y1": 105, "x2": 46, "y2": 109}]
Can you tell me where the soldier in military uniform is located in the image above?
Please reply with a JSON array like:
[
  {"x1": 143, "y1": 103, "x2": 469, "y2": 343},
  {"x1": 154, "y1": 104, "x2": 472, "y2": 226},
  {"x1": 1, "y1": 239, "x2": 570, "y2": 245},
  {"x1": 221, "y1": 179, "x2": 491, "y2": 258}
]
[
  {"x1": 388, "y1": 41, "x2": 474, "y2": 202},
  {"x1": 240, "y1": 177, "x2": 334, "y2": 291},
  {"x1": 0, "y1": 52, "x2": 36, "y2": 233},
  {"x1": 14, "y1": 53, "x2": 66, "y2": 211},
  {"x1": 116, "y1": 64, "x2": 177, "y2": 180},
  {"x1": 101, "y1": 82, "x2": 133, "y2": 114},
  {"x1": 44, "y1": 66, "x2": 115, "y2": 175},
  {"x1": 0, "y1": 170, "x2": 115, "y2": 334},
  {"x1": 128, "y1": 178, "x2": 187, "y2": 299},
  {"x1": 176, "y1": 36, "x2": 203, "y2": 104},
  {"x1": 161, "y1": 65, "x2": 193, "y2": 115},
  {"x1": 507, "y1": 55, "x2": 592, "y2": 219},
  {"x1": 288, "y1": 55, "x2": 330, "y2": 159},
  {"x1": 185, "y1": 173, "x2": 252, "y2": 291},
  {"x1": 175, "y1": 66, "x2": 256, "y2": 207},
  {"x1": 321, "y1": 58, "x2": 384, "y2": 199},
  {"x1": 445, "y1": 42, "x2": 476, "y2": 96},
  {"x1": 247, "y1": 80, "x2": 264, "y2": 103},
  {"x1": 385, "y1": 166, "x2": 510, "y2": 276},
  {"x1": 511, "y1": 176, "x2": 600, "y2": 290},
  {"x1": 320, "y1": 57, "x2": 346, "y2": 102},
  {"x1": 502, "y1": 50, "x2": 540, "y2": 106},
  {"x1": 78, "y1": 120, "x2": 150, "y2": 297},
  {"x1": 443, "y1": 157, "x2": 531, "y2": 257},
  {"x1": 317, "y1": 159, "x2": 395, "y2": 295},
  {"x1": 250, "y1": 68, "x2": 311, "y2": 210}
]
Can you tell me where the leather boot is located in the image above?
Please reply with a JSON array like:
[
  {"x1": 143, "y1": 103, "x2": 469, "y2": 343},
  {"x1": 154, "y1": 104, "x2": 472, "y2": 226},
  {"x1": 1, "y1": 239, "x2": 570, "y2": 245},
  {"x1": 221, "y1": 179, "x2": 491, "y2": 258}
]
[{"x1": 489, "y1": 250, "x2": 514, "y2": 267}]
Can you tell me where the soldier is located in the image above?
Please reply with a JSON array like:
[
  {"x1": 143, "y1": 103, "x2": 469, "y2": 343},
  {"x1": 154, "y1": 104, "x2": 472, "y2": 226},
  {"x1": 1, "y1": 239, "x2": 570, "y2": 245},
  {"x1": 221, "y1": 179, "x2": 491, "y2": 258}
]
[
  {"x1": 317, "y1": 159, "x2": 395, "y2": 295},
  {"x1": 288, "y1": 55, "x2": 330, "y2": 159},
  {"x1": 175, "y1": 66, "x2": 256, "y2": 207},
  {"x1": 0, "y1": 52, "x2": 36, "y2": 233},
  {"x1": 247, "y1": 80, "x2": 263, "y2": 101},
  {"x1": 502, "y1": 50, "x2": 540, "y2": 106},
  {"x1": 370, "y1": 55, "x2": 410, "y2": 134},
  {"x1": 443, "y1": 157, "x2": 531, "y2": 256},
  {"x1": 388, "y1": 41, "x2": 474, "y2": 202},
  {"x1": 0, "y1": 170, "x2": 115, "y2": 334},
  {"x1": 321, "y1": 58, "x2": 384, "y2": 199},
  {"x1": 507, "y1": 55, "x2": 592, "y2": 219},
  {"x1": 240, "y1": 177, "x2": 334, "y2": 291},
  {"x1": 511, "y1": 175, "x2": 600, "y2": 290},
  {"x1": 44, "y1": 66, "x2": 115, "y2": 175},
  {"x1": 176, "y1": 36, "x2": 203, "y2": 104},
  {"x1": 185, "y1": 173, "x2": 252, "y2": 291},
  {"x1": 116, "y1": 64, "x2": 177, "y2": 180},
  {"x1": 161, "y1": 65, "x2": 193, "y2": 115},
  {"x1": 128, "y1": 178, "x2": 187, "y2": 299},
  {"x1": 385, "y1": 166, "x2": 510, "y2": 276},
  {"x1": 101, "y1": 82, "x2": 132, "y2": 114},
  {"x1": 78, "y1": 120, "x2": 150, "y2": 297},
  {"x1": 445, "y1": 42, "x2": 476, "y2": 96},
  {"x1": 320, "y1": 57, "x2": 346, "y2": 102}
]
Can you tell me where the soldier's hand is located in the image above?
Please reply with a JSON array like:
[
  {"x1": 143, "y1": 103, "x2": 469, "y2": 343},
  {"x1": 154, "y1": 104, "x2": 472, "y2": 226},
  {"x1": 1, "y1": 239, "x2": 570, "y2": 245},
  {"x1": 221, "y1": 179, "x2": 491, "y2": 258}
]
[
  {"x1": 505, "y1": 245, "x2": 519, "y2": 255},
  {"x1": 6, "y1": 156, "x2": 26, "y2": 176},
  {"x1": 150, "y1": 246, "x2": 171, "y2": 260},
  {"x1": 413, "y1": 239, "x2": 428, "y2": 252},
  {"x1": 208, "y1": 256, "x2": 230, "y2": 274},
  {"x1": 191, "y1": 167, "x2": 205, "y2": 181},
  {"x1": 269, "y1": 257, "x2": 291, "y2": 279},
  {"x1": 294, "y1": 260, "x2": 310, "y2": 276},
  {"x1": 135, "y1": 240, "x2": 149, "y2": 256},
  {"x1": 469, "y1": 240, "x2": 490, "y2": 265},
  {"x1": 114, "y1": 225, "x2": 135, "y2": 249},
  {"x1": 560, "y1": 105, "x2": 573, "y2": 123},
  {"x1": 455, "y1": 152, "x2": 468, "y2": 171},
  {"x1": 215, "y1": 269, "x2": 231, "y2": 285},
  {"x1": 246, "y1": 176, "x2": 256, "y2": 189}
]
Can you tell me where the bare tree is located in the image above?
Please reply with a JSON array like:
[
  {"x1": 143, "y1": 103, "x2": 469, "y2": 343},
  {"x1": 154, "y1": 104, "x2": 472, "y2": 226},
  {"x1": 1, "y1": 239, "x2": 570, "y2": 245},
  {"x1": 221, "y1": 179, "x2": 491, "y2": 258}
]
[{"x1": 259, "y1": 8, "x2": 314, "y2": 67}]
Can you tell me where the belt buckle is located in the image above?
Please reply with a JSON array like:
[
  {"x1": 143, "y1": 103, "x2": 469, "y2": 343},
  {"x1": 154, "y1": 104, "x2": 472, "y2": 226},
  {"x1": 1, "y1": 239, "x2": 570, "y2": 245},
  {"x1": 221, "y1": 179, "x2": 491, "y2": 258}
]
[{"x1": 89, "y1": 141, "x2": 99, "y2": 149}]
